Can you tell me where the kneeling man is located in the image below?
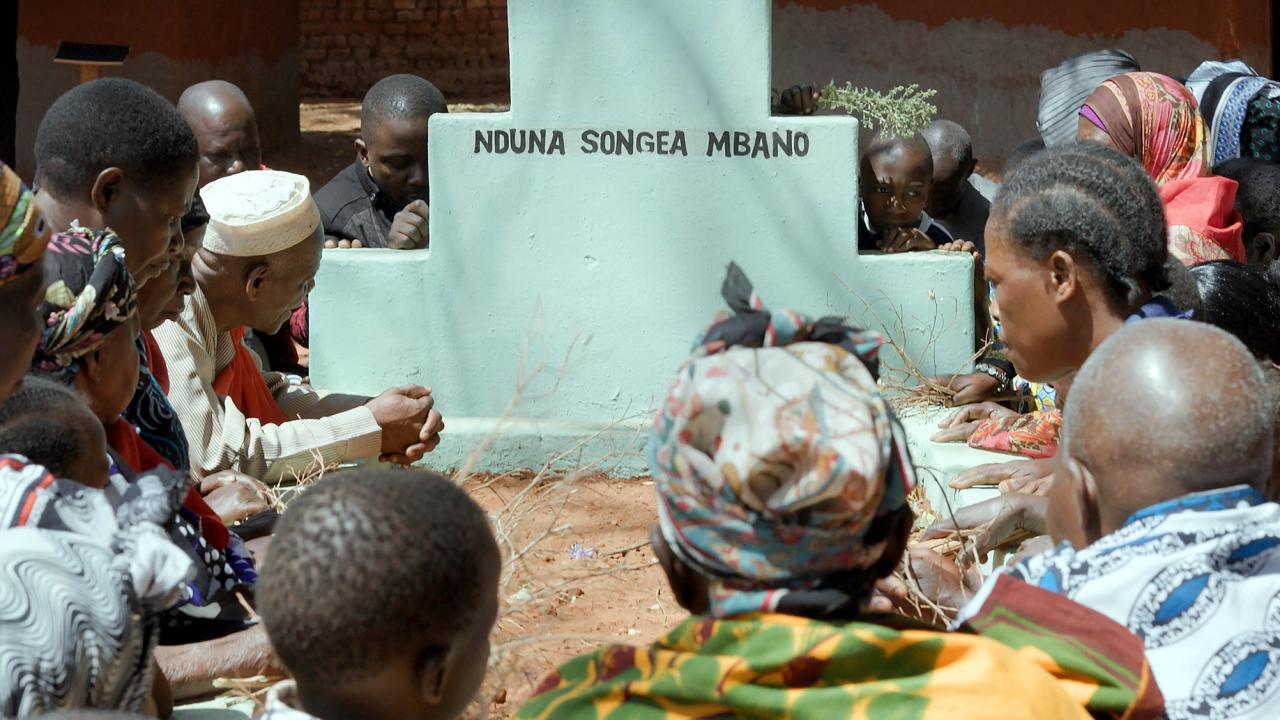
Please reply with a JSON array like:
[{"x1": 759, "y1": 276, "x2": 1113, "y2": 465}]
[{"x1": 155, "y1": 170, "x2": 443, "y2": 480}]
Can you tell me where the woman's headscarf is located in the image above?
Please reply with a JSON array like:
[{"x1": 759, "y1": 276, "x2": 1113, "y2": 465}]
[
  {"x1": 33, "y1": 225, "x2": 138, "y2": 376},
  {"x1": 1080, "y1": 72, "x2": 1210, "y2": 185},
  {"x1": 1186, "y1": 59, "x2": 1280, "y2": 165},
  {"x1": 649, "y1": 263, "x2": 916, "y2": 618},
  {"x1": 0, "y1": 163, "x2": 51, "y2": 287},
  {"x1": 1038, "y1": 49, "x2": 1140, "y2": 148}
]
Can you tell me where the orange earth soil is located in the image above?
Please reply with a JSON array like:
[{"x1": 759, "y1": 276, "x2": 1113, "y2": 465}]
[{"x1": 464, "y1": 472, "x2": 669, "y2": 719}]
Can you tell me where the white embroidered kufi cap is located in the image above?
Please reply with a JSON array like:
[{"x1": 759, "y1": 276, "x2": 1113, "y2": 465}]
[{"x1": 201, "y1": 170, "x2": 321, "y2": 257}]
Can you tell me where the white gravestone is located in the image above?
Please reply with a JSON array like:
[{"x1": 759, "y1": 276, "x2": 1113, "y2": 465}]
[{"x1": 308, "y1": 0, "x2": 975, "y2": 473}]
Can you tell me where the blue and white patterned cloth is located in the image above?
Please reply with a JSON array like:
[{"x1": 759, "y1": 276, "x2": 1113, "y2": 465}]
[{"x1": 960, "y1": 485, "x2": 1280, "y2": 719}]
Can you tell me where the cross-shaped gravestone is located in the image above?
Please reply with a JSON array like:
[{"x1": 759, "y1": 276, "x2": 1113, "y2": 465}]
[{"x1": 308, "y1": 0, "x2": 975, "y2": 472}]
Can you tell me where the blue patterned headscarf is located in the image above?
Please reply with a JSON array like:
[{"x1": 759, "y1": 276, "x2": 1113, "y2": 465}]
[
  {"x1": 1187, "y1": 59, "x2": 1280, "y2": 165},
  {"x1": 649, "y1": 263, "x2": 916, "y2": 618}
]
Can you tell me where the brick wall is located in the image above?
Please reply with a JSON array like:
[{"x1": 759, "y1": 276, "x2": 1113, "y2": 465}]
[{"x1": 300, "y1": 0, "x2": 509, "y2": 101}]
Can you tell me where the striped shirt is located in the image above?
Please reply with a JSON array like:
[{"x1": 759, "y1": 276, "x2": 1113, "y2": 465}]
[{"x1": 153, "y1": 285, "x2": 381, "y2": 481}]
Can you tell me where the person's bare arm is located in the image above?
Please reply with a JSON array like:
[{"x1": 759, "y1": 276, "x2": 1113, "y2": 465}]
[{"x1": 154, "y1": 625, "x2": 284, "y2": 701}]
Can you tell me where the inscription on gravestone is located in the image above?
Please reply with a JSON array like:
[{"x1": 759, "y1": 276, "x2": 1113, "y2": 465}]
[{"x1": 474, "y1": 129, "x2": 810, "y2": 158}]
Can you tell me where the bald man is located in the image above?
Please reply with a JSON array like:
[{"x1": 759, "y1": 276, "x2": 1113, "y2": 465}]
[
  {"x1": 921, "y1": 119, "x2": 993, "y2": 251},
  {"x1": 155, "y1": 170, "x2": 444, "y2": 481},
  {"x1": 954, "y1": 320, "x2": 1280, "y2": 719},
  {"x1": 180, "y1": 80, "x2": 304, "y2": 373},
  {"x1": 178, "y1": 80, "x2": 263, "y2": 188},
  {"x1": 858, "y1": 133, "x2": 954, "y2": 252}
]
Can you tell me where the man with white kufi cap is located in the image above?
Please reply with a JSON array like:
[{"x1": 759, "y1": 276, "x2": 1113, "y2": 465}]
[{"x1": 154, "y1": 170, "x2": 443, "y2": 481}]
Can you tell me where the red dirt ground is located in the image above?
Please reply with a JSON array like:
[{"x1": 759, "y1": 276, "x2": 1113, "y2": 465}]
[{"x1": 466, "y1": 473, "x2": 669, "y2": 718}]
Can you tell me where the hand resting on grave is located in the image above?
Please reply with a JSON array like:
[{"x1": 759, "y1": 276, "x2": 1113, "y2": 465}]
[{"x1": 922, "y1": 492, "x2": 1049, "y2": 566}]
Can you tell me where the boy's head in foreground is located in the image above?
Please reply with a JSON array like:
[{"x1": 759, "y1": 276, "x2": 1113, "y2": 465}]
[
  {"x1": 0, "y1": 376, "x2": 109, "y2": 488},
  {"x1": 258, "y1": 468, "x2": 499, "y2": 720},
  {"x1": 34, "y1": 78, "x2": 198, "y2": 287},
  {"x1": 859, "y1": 132, "x2": 934, "y2": 235},
  {"x1": 359, "y1": 74, "x2": 448, "y2": 210},
  {"x1": 986, "y1": 142, "x2": 1168, "y2": 384}
]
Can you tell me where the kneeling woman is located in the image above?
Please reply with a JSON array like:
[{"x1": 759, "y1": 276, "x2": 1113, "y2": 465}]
[
  {"x1": 27, "y1": 225, "x2": 280, "y2": 692},
  {"x1": 517, "y1": 267, "x2": 1164, "y2": 719}
]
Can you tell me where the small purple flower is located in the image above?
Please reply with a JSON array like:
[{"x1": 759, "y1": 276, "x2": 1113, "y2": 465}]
[
  {"x1": 568, "y1": 543, "x2": 597, "y2": 560},
  {"x1": 0, "y1": 255, "x2": 15, "y2": 278}
]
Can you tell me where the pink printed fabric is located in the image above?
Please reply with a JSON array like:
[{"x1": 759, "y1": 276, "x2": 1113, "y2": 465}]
[{"x1": 1081, "y1": 72, "x2": 1209, "y2": 186}]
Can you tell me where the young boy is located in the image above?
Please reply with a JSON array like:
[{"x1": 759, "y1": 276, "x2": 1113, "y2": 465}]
[
  {"x1": 314, "y1": 74, "x2": 447, "y2": 250},
  {"x1": 0, "y1": 376, "x2": 110, "y2": 488},
  {"x1": 33, "y1": 78, "x2": 198, "y2": 288},
  {"x1": 258, "y1": 468, "x2": 499, "y2": 720},
  {"x1": 859, "y1": 132, "x2": 953, "y2": 252}
]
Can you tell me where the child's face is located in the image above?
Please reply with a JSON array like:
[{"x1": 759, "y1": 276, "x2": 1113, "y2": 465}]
[
  {"x1": 63, "y1": 416, "x2": 111, "y2": 490},
  {"x1": 102, "y1": 164, "x2": 198, "y2": 288},
  {"x1": 76, "y1": 314, "x2": 142, "y2": 424},
  {"x1": 985, "y1": 217, "x2": 1075, "y2": 383},
  {"x1": 860, "y1": 149, "x2": 933, "y2": 234},
  {"x1": 360, "y1": 115, "x2": 431, "y2": 210}
]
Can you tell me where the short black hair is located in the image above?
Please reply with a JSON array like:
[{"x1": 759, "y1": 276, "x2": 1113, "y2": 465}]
[
  {"x1": 862, "y1": 132, "x2": 933, "y2": 171},
  {"x1": 1191, "y1": 260, "x2": 1280, "y2": 363},
  {"x1": 181, "y1": 192, "x2": 208, "y2": 234},
  {"x1": 35, "y1": 78, "x2": 198, "y2": 197},
  {"x1": 1158, "y1": 255, "x2": 1202, "y2": 317},
  {"x1": 993, "y1": 142, "x2": 1168, "y2": 309},
  {"x1": 361, "y1": 74, "x2": 448, "y2": 130},
  {"x1": 0, "y1": 376, "x2": 95, "y2": 478},
  {"x1": 258, "y1": 468, "x2": 498, "y2": 686},
  {"x1": 1005, "y1": 137, "x2": 1046, "y2": 176},
  {"x1": 1215, "y1": 157, "x2": 1280, "y2": 252}
]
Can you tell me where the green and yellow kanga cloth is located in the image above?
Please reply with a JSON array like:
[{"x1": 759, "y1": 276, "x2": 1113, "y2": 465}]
[{"x1": 516, "y1": 576, "x2": 1163, "y2": 720}]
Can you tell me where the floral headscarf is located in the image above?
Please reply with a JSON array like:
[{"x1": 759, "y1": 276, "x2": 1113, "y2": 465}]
[
  {"x1": 0, "y1": 163, "x2": 51, "y2": 286},
  {"x1": 1080, "y1": 72, "x2": 1210, "y2": 186},
  {"x1": 649, "y1": 263, "x2": 916, "y2": 618},
  {"x1": 33, "y1": 225, "x2": 137, "y2": 375}
]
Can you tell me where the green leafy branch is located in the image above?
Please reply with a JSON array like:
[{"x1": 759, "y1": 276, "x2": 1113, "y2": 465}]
[{"x1": 817, "y1": 81, "x2": 938, "y2": 139}]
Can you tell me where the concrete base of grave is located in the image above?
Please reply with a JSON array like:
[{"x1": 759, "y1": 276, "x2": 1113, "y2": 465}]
[
  {"x1": 403, "y1": 407, "x2": 1013, "y2": 495},
  {"x1": 416, "y1": 416, "x2": 654, "y2": 476},
  {"x1": 898, "y1": 406, "x2": 1008, "y2": 516}
]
